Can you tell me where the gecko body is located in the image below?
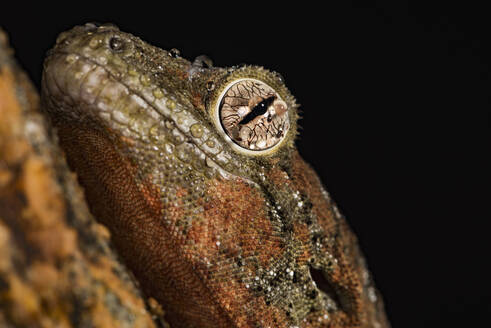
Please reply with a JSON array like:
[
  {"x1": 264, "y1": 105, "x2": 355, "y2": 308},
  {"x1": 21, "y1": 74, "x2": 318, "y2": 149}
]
[{"x1": 41, "y1": 23, "x2": 389, "y2": 328}]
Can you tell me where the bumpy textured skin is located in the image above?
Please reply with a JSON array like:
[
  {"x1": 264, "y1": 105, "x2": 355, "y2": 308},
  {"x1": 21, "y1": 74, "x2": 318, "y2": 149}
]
[{"x1": 41, "y1": 23, "x2": 390, "y2": 328}]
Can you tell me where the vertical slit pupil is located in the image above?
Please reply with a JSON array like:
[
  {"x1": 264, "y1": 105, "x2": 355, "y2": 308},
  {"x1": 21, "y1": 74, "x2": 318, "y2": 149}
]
[{"x1": 239, "y1": 96, "x2": 276, "y2": 125}]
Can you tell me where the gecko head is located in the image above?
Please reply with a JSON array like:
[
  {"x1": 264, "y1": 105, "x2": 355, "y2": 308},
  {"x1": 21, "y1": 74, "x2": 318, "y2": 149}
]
[{"x1": 42, "y1": 23, "x2": 299, "y2": 183}]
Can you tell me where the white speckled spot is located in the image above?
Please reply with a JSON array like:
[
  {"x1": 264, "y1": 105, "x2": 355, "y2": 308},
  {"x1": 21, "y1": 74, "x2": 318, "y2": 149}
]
[
  {"x1": 80, "y1": 66, "x2": 108, "y2": 104},
  {"x1": 111, "y1": 110, "x2": 130, "y2": 125},
  {"x1": 65, "y1": 54, "x2": 79, "y2": 63},
  {"x1": 368, "y1": 286, "x2": 377, "y2": 303}
]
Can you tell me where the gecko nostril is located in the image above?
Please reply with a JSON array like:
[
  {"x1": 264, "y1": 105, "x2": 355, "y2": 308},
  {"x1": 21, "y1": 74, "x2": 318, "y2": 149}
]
[{"x1": 109, "y1": 37, "x2": 125, "y2": 52}]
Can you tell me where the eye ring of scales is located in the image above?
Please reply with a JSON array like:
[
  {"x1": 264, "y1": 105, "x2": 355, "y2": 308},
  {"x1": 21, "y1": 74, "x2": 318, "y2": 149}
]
[
  {"x1": 41, "y1": 23, "x2": 390, "y2": 328},
  {"x1": 219, "y1": 79, "x2": 290, "y2": 151}
]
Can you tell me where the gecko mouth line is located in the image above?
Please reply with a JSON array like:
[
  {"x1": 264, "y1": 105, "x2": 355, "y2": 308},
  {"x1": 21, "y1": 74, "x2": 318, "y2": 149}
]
[{"x1": 238, "y1": 95, "x2": 276, "y2": 125}]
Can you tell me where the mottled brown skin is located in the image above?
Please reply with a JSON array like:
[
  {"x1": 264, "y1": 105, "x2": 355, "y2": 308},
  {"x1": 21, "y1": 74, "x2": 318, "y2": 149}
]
[{"x1": 41, "y1": 23, "x2": 390, "y2": 327}]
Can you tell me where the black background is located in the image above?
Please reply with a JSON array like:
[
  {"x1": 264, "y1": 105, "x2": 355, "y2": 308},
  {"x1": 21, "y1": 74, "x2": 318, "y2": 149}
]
[{"x1": 1, "y1": 2, "x2": 488, "y2": 327}]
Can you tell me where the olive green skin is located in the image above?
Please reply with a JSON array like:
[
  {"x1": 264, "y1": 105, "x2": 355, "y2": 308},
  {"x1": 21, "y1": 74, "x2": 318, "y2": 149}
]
[{"x1": 42, "y1": 23, "x2": 389, "y2": 328}]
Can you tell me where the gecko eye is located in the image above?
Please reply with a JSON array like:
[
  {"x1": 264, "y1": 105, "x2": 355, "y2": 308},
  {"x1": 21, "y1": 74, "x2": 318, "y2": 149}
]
[{"x1": 217, "y1": 79, "x2": 289, "y2": 151}]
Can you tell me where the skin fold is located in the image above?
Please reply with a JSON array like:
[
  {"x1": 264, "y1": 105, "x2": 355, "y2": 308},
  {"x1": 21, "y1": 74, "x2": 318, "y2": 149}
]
[{"x1": 41, "y1": 23, "x2": 390, "y2": 328}]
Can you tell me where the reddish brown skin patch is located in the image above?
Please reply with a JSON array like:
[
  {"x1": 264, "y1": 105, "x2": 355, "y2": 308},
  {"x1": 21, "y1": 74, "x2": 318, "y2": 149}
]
[
  {"x1": 201, "y1": 178, "x2": 283, "y2": 267},
  {"x1": 53, "y1": 123, "x2": 236, "y2": 328},
  {"x1": 292, "y1": 221, "x2": 312, "y2": 264},
  {"x1": 267, "y1": 165, "x2": 293, "y2": 187},
  {"x1": 191, "y1": 177, "x2": 289, "y2": 326}
]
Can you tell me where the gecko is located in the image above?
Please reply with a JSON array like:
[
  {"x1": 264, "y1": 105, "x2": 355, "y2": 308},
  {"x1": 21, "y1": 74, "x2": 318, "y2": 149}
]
[{"x1": 41, "y1": 23, "x2": 390, "y2": 328}]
